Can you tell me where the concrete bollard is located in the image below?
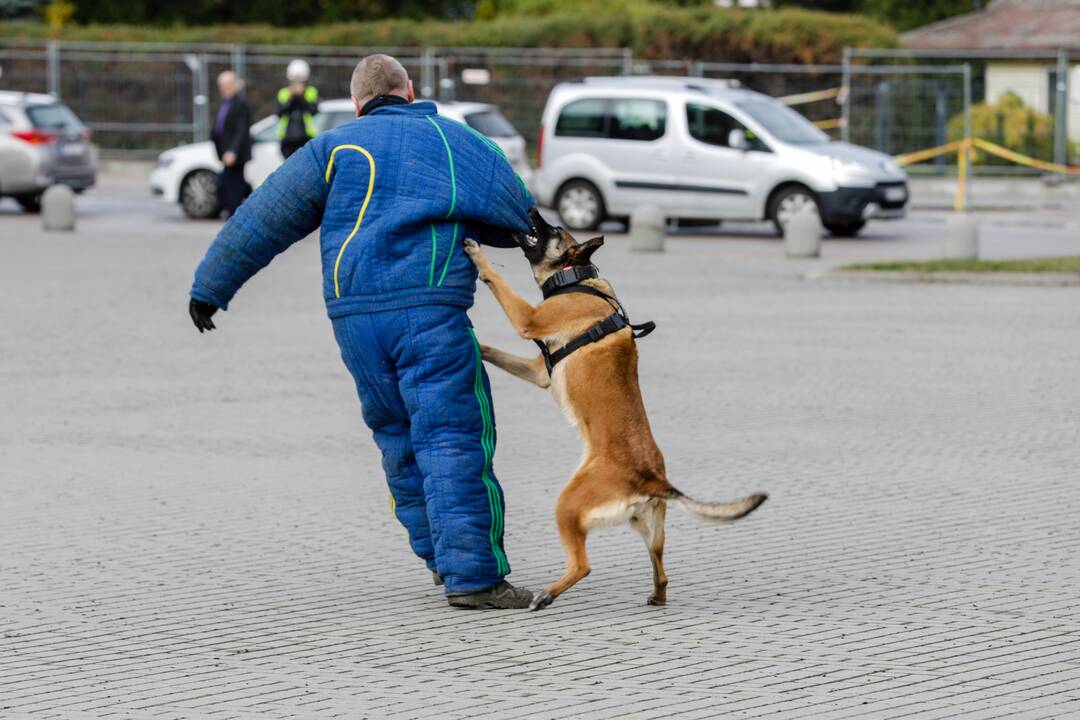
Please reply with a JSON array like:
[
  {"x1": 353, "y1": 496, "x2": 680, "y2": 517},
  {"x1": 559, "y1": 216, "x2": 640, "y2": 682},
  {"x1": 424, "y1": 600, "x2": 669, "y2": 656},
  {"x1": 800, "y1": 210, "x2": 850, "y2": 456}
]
[
  {"x1": 41, "y1": 185, "x2": 76, "y2": 232},
  {"x1": 783, "y1": 202, "x2": 822, "y2": 258},
  {"x1": 943, "y1": 213, "x2": 978, "y2": 260},
  {"x1": 630, "y1": 205, "x2": 665, "y2": 252}
]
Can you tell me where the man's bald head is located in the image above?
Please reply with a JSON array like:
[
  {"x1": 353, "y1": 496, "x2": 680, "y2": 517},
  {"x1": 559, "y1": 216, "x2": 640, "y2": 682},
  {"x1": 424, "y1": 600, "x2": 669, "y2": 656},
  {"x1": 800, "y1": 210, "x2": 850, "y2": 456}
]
[
  {"x1": 217, "y1": 70, "x2": 240, "y2": 99},
  {"x1": 350, "y1": 54, "x2": 414, "y2": 114}
]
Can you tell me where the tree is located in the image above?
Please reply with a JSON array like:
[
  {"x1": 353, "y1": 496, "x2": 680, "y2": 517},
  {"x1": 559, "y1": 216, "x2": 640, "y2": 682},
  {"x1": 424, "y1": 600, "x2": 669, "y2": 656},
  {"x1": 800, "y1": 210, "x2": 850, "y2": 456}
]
[
  {"x1": 70, "y1": 0, "x2": 472, "y2": 25},
  {"x1": 0, "y1": 0, "x2": 43, "y2": 19}
]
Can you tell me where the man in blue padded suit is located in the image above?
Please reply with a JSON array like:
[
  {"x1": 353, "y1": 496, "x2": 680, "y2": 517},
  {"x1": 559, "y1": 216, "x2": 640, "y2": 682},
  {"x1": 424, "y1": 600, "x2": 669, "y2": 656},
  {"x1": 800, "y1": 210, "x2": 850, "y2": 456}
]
[{"x1": 187, "y1": 54, "x2": 535, "y2": 609}]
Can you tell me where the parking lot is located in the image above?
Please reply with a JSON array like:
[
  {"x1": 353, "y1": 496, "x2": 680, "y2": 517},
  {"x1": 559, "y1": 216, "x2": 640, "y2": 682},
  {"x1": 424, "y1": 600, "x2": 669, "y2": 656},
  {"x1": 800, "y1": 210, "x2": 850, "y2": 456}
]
[{"x1": 2, "y1": 175, "x2": 1080, "y2": 718}]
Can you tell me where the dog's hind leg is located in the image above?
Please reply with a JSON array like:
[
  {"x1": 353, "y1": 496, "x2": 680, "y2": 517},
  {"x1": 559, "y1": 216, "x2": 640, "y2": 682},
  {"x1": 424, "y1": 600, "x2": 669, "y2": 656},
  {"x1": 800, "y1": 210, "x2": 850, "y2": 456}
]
[
  {"x1": 531, "y1": 482, "x2": 593, "y2": 611},
  {"x1": 480, "y1": 344, "x2": 550, "y2": 389},
  {"x1": 630, "y1": 499, "x2": 669, "y2": 606}
]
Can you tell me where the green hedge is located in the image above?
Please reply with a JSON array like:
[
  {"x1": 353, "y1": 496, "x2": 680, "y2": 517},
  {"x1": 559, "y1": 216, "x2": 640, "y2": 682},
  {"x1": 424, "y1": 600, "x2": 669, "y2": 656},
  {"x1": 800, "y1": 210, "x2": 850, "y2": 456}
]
[
  {"x1": 0, "y1": 7, "x2": 897, "y2": 64},
  {"x1": 948, "y1": 91, "x2": 1078, "y2": 164}
]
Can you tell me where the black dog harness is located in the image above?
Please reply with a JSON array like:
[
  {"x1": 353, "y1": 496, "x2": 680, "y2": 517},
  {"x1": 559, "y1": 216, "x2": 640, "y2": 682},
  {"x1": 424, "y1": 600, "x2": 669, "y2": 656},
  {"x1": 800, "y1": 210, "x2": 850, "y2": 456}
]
[{"x1": 534, "y1": 265, "x2": 655, "y2": 372}]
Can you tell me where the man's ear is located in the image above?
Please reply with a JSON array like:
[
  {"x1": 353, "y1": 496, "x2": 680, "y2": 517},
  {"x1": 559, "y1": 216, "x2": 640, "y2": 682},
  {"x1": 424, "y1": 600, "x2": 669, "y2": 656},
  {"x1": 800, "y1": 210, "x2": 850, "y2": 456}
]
[
  {"x1": 352, "y1": 96, "x2": 363, "y2": 118},
  {"x1": 406, "y1": 80, "x2": 416, "y2": 103},
  {"x1": 568, "y1": 236, "x2": 604, "y2": 265}
]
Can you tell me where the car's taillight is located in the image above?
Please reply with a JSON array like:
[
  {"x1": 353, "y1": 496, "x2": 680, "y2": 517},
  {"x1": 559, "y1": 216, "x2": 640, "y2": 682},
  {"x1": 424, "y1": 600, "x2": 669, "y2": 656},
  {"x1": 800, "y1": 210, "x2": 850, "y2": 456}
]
[
  {"x1": 536, "y1": 124, "x2": 544, "y2": 169},
  {"x1": 12, "y1": 129, "x2": 57, "y2": 145}
]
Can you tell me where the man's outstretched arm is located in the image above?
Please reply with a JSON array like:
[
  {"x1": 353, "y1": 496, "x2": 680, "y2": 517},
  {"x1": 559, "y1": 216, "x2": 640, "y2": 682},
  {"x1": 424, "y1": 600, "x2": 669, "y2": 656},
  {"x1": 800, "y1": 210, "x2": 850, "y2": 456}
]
[
  {"x1": 189, "y1": 143, "x2": 328, "y2": 328},
  {"x1": 440, "y1": 118, "x2": 535, "y2": 247}
]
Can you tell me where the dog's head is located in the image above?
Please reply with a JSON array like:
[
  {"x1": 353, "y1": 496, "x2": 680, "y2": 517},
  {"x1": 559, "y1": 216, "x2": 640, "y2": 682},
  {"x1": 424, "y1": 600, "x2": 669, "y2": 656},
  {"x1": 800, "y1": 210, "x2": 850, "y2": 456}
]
[{"x1": 515, "y1": 208, "x2": 604, "y2": 286}]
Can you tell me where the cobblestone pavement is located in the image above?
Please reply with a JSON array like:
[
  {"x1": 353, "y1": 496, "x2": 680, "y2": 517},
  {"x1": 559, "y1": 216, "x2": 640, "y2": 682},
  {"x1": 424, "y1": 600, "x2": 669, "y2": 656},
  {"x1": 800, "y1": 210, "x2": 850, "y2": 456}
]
[{"x1": 2, "y1": 193, "x2": 1080, "y2": 719}]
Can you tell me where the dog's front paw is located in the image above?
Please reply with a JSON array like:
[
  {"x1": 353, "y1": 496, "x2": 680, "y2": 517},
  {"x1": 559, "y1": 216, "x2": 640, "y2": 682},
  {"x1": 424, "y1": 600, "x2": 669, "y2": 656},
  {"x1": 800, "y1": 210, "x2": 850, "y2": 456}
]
[
  {"x1": 530, "y1": 589, "x2": 556, "y2": 611},
  {"x1": 463, "y1": 238, "x2": 483, "y2": 262},
  {"x1": 462, "y1": 239, "x2": 491, "y2": 280}
]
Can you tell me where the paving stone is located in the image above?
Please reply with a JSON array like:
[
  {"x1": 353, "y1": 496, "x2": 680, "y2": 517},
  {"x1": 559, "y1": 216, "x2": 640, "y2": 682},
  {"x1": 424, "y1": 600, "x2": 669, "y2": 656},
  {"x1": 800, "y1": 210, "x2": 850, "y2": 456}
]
[{"x1": 1, "y1": 208, "x2": 1079, "y2": 718}]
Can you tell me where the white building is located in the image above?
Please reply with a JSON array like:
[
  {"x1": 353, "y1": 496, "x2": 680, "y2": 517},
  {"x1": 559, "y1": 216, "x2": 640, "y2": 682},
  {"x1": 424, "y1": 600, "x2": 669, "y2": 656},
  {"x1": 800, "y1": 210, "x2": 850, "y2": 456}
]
[{"x1": 902, "y1": 0, "x2": 1080, "y2": 144}]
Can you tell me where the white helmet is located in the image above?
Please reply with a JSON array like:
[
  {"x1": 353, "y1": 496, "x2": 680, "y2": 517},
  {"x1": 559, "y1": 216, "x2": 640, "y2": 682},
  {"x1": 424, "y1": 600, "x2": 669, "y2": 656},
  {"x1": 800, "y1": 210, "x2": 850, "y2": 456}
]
[{"x1": 286, "y1": 59, "x2": 311, "y2": 83}]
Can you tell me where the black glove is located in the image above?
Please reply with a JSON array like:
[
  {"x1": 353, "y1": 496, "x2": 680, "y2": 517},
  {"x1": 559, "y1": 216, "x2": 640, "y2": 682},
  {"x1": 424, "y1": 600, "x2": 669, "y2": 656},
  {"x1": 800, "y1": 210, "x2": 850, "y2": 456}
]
[{"x1": 189, "y1": 298, "x2": 219, "y2": 333}]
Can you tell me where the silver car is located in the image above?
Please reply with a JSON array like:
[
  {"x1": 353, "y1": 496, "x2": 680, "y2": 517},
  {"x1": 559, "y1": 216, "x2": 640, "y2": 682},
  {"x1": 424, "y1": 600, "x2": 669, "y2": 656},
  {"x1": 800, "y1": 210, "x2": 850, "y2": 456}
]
[
  {"x1": 534, "y1": 76, "x2": 908, "y2": 236},
  {"x1": 0, "y1": 91, "x2": 97, "y2": 212}
]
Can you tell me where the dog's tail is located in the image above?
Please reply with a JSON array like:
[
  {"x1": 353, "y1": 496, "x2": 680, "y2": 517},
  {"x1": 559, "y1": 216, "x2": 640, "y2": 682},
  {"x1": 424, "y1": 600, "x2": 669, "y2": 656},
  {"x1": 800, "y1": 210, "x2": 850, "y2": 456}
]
[{"x1": 663, "y1": 488, "x2": 767, "y2": 524}]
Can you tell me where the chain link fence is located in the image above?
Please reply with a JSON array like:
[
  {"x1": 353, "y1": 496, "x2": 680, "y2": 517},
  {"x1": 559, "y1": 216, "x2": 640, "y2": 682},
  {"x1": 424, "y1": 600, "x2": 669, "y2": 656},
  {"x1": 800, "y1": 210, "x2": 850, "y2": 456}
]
[
  {"x1": 845, "y1": 47, "x2": 1077, "y2": 173},
  {"x1": 2, "y1": 38, "x2": 1018, "y2": 168},
  {"x1": 844, "y1": 63, "x2": 972, "y2": 162}
]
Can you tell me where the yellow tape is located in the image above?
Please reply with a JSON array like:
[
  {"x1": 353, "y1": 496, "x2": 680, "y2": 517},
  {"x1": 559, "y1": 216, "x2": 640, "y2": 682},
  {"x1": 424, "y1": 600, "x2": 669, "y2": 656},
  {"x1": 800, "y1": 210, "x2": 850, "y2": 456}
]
[
  {"x1": 893, "y1": 137, "x2": 1080, "y2": 212},
  {"x1": 894, "y1": 139, "x2": 967, "y2": 167},
  {"x1": 779, "y1": 87, "x2": 843, "y2": 107},
  {"x1": 971, "y1": 138, "x2": 1080, "y2": 175},
  {"x1": 895, "y1": 137, "x2": 1080, "y2": 174},
  {"x1": 813, "y1": 118, "x2": 844, "y2": 130}
]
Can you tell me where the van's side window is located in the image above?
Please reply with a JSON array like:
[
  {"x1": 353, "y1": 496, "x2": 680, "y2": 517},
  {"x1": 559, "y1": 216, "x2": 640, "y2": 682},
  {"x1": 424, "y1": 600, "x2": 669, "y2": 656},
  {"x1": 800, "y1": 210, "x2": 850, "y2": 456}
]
[
  {"x1": 610, "y1": 99, "x2": 666, "y2": 141},
  {"x1": 555, "y1": 99, "x2": 608, "y2": 138},
  {"x1": 686, "y1": 103, "x2": 761, "y2": 149}
]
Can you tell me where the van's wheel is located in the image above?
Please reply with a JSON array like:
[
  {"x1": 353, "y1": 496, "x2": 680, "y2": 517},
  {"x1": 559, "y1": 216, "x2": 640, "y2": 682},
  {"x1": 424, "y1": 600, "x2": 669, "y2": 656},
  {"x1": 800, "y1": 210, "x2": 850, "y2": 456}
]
[
  {"x1": 556, "y1": 180, "x2": 605, "y2": 231},
  {"x1": 16, "y1": 194, "x2": 42, "y2": 213},
  {"x1": 768, "y1": 185, "x2": 818, "y2": 236},
  {"x1": 824, "y1": 219, "x2": 866, "y2": 237},
  {"x1": 180, "y1": 170, "x2": 223, "y2": 219}
]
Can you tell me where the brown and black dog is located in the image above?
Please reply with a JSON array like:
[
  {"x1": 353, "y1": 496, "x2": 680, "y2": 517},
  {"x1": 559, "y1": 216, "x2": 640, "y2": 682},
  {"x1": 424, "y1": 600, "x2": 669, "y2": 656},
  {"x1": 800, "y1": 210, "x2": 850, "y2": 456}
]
[{"x1": 463, "y1": 209, "x2": 766, "y2": 611}]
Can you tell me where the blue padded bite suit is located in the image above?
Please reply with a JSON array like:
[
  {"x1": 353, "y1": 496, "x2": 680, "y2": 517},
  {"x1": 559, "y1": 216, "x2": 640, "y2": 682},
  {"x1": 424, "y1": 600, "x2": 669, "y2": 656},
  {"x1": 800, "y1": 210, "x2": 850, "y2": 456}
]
[{"x1": 191, "y1": 101, "x2": 533, "y2": 594}]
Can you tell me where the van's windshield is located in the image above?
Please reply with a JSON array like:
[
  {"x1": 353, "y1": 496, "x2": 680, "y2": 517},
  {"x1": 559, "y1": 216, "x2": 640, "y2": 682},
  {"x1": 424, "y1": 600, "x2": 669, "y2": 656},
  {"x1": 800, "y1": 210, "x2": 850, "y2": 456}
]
[{"x1": 734, "y1": 98, "x2": 828, "y2": 145}]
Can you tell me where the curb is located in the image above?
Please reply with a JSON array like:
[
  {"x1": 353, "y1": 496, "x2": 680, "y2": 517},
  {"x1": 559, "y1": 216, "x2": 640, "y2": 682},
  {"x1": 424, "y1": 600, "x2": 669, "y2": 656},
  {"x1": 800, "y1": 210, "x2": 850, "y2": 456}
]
[{"x1": 805, "y1": 269, "x2": 1080, "y2": 287}]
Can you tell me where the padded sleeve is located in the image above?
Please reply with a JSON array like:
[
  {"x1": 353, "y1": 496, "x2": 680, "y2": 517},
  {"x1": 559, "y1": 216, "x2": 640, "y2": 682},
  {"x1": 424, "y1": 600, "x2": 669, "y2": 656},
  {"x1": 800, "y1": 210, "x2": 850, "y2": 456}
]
[{"x1": 189, "y1": 143, "x2": 328, "y2": 310}]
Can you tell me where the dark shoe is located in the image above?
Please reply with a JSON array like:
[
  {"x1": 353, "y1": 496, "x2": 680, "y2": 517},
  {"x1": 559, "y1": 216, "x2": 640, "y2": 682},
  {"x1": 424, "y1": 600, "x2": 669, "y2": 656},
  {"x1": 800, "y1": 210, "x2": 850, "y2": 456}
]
[
  {"x1": 432, "y1": 571, "x2": 444, "y2": 587},
  {"x1": 447, "y1": 580, "x2": 533, "y2": 609}
]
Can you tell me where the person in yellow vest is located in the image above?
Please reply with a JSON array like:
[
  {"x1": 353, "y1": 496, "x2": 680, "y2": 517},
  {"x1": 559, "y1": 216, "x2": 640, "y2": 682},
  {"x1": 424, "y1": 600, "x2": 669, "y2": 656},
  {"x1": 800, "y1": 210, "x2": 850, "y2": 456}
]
[{"x1": 277, "y1": 59, "x2": 319, "y2": 159}]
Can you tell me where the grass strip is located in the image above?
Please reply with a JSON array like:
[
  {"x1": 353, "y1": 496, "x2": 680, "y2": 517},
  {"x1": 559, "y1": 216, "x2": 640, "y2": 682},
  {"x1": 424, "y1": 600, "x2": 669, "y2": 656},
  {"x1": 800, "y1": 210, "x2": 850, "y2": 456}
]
[{"x1": 841, "y1": 256, "x2": 1080, "y2": 273}]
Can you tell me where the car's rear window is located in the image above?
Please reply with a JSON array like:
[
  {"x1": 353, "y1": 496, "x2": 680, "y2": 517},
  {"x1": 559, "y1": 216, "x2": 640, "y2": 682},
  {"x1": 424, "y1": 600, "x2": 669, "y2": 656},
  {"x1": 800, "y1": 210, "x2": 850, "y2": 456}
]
[
  {"x1": 609, "y1": 99, "x2": 665, "y2": 141},
  {"x1": 464, "y1": 110, "x2": 517, "y2": 138},
  {"x1": 555, "y1": 97, "x2": 666, "y2": 141},
  {"x1": 555, "y1": 98, "x2": 607, "y2": 138},
  {"x1": 26, "y1": 103, "x2": 82, "y2": 130}
]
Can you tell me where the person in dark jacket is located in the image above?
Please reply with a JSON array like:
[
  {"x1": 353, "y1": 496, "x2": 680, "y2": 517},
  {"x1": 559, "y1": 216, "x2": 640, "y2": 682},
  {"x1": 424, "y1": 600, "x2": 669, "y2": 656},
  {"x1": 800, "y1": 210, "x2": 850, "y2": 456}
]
[
  {"x1": 188, "y1": 55, "x2": 536, "y2": 609},
  {"x1": 211, "y1": 71, "x2": 252, "y2": 216},
  {"x1": 277, "y1": 59, "x2": 319, "y2": 159}
]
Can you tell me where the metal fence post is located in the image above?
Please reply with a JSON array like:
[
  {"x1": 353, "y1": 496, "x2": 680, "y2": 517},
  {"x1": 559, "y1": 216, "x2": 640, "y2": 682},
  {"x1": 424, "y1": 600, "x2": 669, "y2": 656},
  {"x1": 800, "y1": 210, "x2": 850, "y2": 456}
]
[
  {"x1": 622, "y1": 47, "x2": 633, "y2": 76},
  {"x1": 420, "y1": 47, "x2": 435, "y2": 99},
  {"x1": 934, "y1": 81, "x2": 948, "y2": 175},
  {"x1": 47, "y1": 39, "x2": 60, "y2": 98},
  {"x1": 1054, "y1": 48, "x2": 1068, "y2": 166},
  {"x1": 436, "y1": 57, "x2": 452, "y2": 101},
  {"x1": 231, "y1": 44, "x2": 246, "y2": 85},
  {"x1": 198, "y1": 53, "x2": 210, "y2": 143},
  {"x1": 873, "y1": 80, "x2": 892, "y2": 154},
  {"x1": 184, "y1": 53, "x2": 210, "y2": 143},
  {"x1": 841, "y1": 46, "x2": 851, "y2": 143}
]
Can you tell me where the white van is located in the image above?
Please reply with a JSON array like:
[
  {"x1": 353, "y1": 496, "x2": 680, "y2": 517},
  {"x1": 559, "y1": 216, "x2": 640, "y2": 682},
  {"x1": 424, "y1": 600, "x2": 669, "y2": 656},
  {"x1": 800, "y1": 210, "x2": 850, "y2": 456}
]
[{"x1": 533, "y1": 77, "x2": 908, "y2": 236}]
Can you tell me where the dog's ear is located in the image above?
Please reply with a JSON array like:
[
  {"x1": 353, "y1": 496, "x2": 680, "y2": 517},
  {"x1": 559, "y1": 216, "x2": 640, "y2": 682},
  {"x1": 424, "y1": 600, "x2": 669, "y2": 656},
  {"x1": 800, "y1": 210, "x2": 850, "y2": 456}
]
[{"x1": 567, "y1": 236, "x2": 604, "y2": 266}]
